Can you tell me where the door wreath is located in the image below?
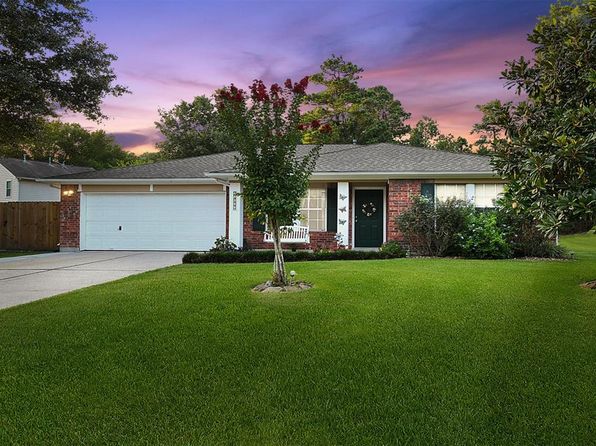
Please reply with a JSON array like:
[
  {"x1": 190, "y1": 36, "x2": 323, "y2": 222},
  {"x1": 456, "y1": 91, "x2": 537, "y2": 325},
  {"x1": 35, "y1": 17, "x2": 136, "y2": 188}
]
[{"x1": 361, "y1": 202, "x2": 377, "y2": 217}]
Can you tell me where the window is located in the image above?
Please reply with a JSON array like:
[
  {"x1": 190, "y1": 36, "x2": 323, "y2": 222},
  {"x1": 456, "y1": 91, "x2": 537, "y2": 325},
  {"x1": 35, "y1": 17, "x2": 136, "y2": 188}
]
[
  {"x1": 475, "y1": 183, "x2": 505, "y2": 208},
  {"x1": 5, "y1": 180, "x2": 11, "y2": 197},
  {"x1": 421, "y1": 183, "x2": 435, "y2": 201},
  {"x1": 299, "y1": 188, "x2": 327, "y2": 231},
  {"x1": 435, "y1": 184, "x2": 466, "y2": 202},
  {"x1": 252, "y1": 217, "x2": 266, "y2": 232}
]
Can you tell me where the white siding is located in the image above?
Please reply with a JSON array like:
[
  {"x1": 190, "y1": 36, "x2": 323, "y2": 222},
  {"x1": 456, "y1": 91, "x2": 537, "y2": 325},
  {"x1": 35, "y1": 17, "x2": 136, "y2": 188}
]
[
  {"x1": 0, "y1": 165, "x2": 18, "y2": 202},
  {"x1": 228, "y1": 183, "x2": 243, "y2": 247},
  {"x1": 17, "y1": 180, "x2": 60, "y2": 202},
  {"x1": 336, "y1": 182, "x2": 349, "y2": 246}
]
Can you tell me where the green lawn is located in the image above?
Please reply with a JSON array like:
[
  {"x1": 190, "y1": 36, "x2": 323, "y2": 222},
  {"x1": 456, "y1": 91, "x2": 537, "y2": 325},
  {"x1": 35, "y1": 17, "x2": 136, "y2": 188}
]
[
  {"x1": 0, "y1": 250, "x2": 46, "y2": 258},
  {"x1": 1, "y1": 235, "x2": 594, "y2": 444},
  {"x1": 560, "y1": 230, "x2": 596, "y2": 260}
]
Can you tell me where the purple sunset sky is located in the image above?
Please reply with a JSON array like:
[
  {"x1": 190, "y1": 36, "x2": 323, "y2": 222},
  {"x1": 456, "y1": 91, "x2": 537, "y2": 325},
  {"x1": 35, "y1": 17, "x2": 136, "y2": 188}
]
[{"x1": 68, "y1": 0, "x2": 552, "y2": 154}]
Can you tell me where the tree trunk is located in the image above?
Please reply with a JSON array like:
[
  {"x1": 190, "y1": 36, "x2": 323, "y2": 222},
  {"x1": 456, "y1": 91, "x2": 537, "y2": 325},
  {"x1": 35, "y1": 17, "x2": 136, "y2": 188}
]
[{"x1": 271, "y1": 221, "x2": 287, "y2": 286}]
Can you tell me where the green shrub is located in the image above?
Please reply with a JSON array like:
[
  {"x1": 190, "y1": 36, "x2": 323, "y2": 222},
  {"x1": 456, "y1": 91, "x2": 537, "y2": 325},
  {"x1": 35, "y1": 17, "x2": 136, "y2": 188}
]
[
  {"x1": 396, "y1": 196, "x2": 474, "y2": 256},
  {"x1": 210, "y1": 236, "x2": 238, "y2": 252},
  {"x1": 458, "y1": 212, "x2": 511, "y2": 259},
  {"x1": 380, "y1": 240, "x2": 407, "y2": 257},
  {"x1": 495, "y1": 199, "x2": 570, "y2": 258},
  {"x1": 542, "y1": 243, "x2": 573, "y2": 259},
  {"x1": 182, "y1": 248, "x2": 405, "y2": 264}
]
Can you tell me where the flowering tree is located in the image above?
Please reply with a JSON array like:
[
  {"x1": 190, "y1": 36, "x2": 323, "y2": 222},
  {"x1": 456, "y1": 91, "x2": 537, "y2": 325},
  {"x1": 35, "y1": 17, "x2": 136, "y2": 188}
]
[{"x1": 215, "y1": 77, "x2": 329, "y2": 286}]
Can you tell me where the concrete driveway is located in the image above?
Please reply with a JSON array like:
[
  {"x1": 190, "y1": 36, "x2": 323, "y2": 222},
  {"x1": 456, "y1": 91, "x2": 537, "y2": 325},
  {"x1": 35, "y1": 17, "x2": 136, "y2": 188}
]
[{"x1": 0, "y1": 251, "x2": 183, "y2": 310}]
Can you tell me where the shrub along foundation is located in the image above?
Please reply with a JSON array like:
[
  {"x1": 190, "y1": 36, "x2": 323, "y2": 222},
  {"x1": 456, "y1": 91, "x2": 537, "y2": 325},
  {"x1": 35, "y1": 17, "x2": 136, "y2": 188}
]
[{"x1": 182, "y1": 249, "x2": 406, "y2": 264}]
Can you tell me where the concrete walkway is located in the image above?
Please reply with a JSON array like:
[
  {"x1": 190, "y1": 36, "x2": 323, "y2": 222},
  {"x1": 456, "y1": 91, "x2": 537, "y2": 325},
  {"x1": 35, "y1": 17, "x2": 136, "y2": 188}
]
[{"x1": 0, "y1": 251, "x2": 183, "y2": 310}]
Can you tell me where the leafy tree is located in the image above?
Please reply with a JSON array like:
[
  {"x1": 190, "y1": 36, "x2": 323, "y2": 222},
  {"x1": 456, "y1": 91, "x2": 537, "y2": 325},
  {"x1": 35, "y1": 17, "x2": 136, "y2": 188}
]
[
  {"x1": 404, "y1": 116, "x2": 440, "y2": 148},
  {"x1": 353, "y1": 86, "x2": 412, "y2": 144},
  {"x1": 434, "y1": 134, "x2": 472, "y2": 153},
  {"x1": 303, "y1": 55, "x2": 410, "y2": 144},
  {"x1": 403, "y1": 116, "x2": 472, "y2": 152},
  {"x1": 471, "y1": 100, "x2": 515, "y2": 155},
  {"x1": 476, "y1": 0, "x2": 596, "y2": 235},
  {"x1": 133, "y1": 151, "x2": 163, "y2": 165},
  {"x1": 0, "y1": 0, "x2": 128, "y2": 144},
  {"x1": 0, "y1": 121, "x2": 131, "y2": 169},
  {"x1": 215, "y1": 78, "x2": 328, "y2": 286},
  {"x1": 155, "y1": 96, "x2": 229, "y2": 159},
  {"x1": 116, "y1": 151, "x2": 163, "y2": 167}
]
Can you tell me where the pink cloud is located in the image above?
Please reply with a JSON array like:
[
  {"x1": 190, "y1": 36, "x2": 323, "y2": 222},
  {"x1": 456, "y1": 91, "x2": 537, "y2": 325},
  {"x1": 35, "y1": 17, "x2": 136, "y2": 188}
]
[{"x1": 362, "y1": 32, "x2": 533, "y2": 140}]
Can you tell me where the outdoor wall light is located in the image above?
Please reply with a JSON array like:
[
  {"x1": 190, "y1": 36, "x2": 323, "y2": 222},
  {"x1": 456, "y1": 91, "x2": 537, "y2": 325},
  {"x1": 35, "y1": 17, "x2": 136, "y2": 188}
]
[{"x1": 62, "y1": 189, "x2": 75, "y2": 197}]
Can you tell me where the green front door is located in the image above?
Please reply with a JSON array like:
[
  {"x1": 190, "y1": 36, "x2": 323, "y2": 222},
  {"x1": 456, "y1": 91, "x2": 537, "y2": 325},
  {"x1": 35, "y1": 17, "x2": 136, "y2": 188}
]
[{"x1": 354, "y1": 189, "x2": 384, "y2": 248}]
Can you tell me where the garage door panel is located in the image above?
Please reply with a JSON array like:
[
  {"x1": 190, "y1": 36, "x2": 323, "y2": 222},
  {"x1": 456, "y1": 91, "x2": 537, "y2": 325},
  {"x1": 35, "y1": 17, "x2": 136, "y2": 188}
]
[{"x1": 82, "y1": 193, "x2": 226, "y2": 251}]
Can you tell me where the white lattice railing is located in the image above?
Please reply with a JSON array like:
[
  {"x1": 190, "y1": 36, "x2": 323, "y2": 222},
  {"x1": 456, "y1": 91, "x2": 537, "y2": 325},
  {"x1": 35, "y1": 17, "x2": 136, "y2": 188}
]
[{"x1": 264, "y1": 225, "x2": 310, "y2": 244}]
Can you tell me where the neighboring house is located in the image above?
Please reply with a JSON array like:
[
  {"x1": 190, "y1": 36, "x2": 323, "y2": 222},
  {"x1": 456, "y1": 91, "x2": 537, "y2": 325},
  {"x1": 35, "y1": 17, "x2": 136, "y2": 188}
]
[
  {"x1": 0, "y1": 158, "x2": 93, "y2": 202},
  {"x1": 40, "y1": 143, "x2": 505, "y2": 252}
]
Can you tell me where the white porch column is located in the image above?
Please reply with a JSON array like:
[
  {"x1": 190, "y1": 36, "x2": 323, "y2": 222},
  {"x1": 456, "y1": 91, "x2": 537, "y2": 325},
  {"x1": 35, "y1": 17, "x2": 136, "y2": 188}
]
[
  {"x1": 228, "y1": 182, "x2": 243, "y2": 247},
  {"x1": 336, "y1": 182, "x2": 349, "y2": 247},
  {"x1": 465, "y1": 183, "x2": 476, "y2": 205}
]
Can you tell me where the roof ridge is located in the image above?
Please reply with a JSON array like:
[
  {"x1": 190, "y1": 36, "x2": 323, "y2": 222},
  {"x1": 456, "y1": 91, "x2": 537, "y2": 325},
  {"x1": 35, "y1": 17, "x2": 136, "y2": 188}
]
[{"x1": 315, "y1": 143, "x2": 377, "y2": 158}]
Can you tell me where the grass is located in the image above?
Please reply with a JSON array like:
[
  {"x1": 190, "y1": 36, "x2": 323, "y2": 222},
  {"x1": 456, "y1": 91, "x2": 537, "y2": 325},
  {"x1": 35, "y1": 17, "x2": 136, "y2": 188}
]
[
  {"x1": 560, "y1": 230, "x2": 596, "y2": 260},
  {"x1": 0, "y1": 234, "x2": 594, "y2": 444},
  {"x1": 0, "y1": 250, "x2": 47, "y2": 258}
]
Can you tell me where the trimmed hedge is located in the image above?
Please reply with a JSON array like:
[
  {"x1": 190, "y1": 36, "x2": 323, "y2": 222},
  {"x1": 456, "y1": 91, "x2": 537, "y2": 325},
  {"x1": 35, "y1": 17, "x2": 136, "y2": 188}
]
[{"x1": 183, "y1": 249, "x2": 406, "y2": 264}]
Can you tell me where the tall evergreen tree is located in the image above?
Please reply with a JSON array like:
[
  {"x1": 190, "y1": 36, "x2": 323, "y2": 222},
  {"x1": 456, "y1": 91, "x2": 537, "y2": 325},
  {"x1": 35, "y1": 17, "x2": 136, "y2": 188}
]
[{"x1": 303, "y1": 55, "x2": 410, "y2": 144}]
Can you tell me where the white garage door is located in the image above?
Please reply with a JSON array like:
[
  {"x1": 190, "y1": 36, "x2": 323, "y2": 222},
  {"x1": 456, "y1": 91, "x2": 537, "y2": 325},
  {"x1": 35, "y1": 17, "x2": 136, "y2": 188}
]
[{"x1": 81, "y1": 193, "x2": 226, "y2": 251}]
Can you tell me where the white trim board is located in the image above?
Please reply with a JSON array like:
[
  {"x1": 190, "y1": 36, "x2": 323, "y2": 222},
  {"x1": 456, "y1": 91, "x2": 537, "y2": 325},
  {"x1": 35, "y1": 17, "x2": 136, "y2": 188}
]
[{"x1": 351, "y1": 186, "x2": 387, "y2": 249}]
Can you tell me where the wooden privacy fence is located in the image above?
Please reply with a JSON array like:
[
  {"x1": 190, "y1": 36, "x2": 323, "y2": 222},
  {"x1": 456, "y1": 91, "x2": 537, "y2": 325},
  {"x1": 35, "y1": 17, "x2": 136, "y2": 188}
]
[{"x1": 0, "y1": 202, "x2": 60, "y2": 251}]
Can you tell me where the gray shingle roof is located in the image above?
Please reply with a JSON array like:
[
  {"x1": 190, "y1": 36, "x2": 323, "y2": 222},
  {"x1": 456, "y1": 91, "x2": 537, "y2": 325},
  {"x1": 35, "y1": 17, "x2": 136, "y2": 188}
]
[
  {"x1": 48, "y1": 143, "x2": 494, "y2": 180},
  {"x1": 214, "y1": 144, "x2": 493, "y2": 174},
  {"x1": 321, "y1": 143, "x2": 492, "y2": 173},
  {"x1": 0, "y1": 157, "x2": 93, "y2": 179},
  {"x1": 50, "y1": 151, "x2": 238, "y2": 180}
]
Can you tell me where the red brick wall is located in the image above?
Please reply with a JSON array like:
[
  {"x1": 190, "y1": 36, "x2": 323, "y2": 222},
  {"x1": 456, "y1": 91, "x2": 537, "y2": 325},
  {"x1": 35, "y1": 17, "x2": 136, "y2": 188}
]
[
  {"x1": 308, "y1": 231, "x2": 338, "y2": 251},
  {"x1": 57, "y1": 181, "x2": 424, "y2": 251},
  {"x1": 243, "y1": 213, "x2": 339, "y2": 250},
  {"x1": 243, "y1": 180, "x2": 423, "y2": 250},
  {"x1": 59, "y1": 185, "x2": 80, "y2": 249},
  {"x1": 387, "y1": 179, "x2": 422, "y2": 242}
]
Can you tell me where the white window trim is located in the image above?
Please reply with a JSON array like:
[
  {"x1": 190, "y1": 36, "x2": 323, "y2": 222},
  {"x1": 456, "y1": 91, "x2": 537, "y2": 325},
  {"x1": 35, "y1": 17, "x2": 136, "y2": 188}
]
[{"x1": 5, "y1": 180, "x2": 12, "y2": 197}]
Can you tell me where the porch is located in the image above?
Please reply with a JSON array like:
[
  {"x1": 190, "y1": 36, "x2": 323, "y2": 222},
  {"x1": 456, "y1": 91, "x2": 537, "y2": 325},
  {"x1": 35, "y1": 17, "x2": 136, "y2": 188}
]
[{"x1": 229, "y1": 181, "x2": 416, "y2": 250}]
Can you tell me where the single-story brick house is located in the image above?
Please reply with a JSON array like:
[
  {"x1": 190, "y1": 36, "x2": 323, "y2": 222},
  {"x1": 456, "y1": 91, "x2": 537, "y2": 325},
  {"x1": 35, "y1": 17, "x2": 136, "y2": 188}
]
[{"x1": 40, "y1": 143, "x2": 505, "y2": 252}]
